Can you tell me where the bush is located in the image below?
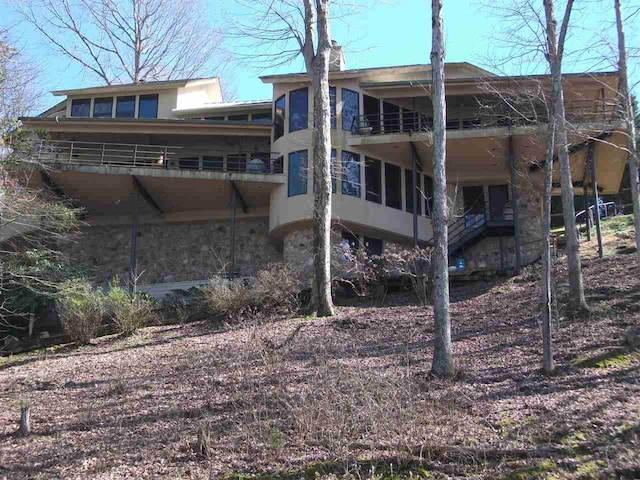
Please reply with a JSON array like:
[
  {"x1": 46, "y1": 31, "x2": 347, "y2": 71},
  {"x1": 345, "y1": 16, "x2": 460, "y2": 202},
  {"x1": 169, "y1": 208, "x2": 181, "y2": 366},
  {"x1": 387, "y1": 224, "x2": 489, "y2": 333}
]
[
  {"x1": 58, "y1": 279, "x2": 106, "y2": 344},
  {"x1": 254, "y1": 263, "x2": 301, "y2": 312},
  {"x1": 106, "y1": 279, "x2": 156, "y2": 335},
  {"x1": 204, "y1": 277, "x2": 254, "y2": 321}
]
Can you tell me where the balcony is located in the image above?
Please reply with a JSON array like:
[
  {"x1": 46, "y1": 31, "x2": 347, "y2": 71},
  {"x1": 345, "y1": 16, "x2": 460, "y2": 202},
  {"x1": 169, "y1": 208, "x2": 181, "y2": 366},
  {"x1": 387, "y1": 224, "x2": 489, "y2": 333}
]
[
  {"x1": 350, "y1": 99, "x2": 618, "y2": 136},
  {"x1": 31, "y1": 140, "x2": 283, "y2": 175}
]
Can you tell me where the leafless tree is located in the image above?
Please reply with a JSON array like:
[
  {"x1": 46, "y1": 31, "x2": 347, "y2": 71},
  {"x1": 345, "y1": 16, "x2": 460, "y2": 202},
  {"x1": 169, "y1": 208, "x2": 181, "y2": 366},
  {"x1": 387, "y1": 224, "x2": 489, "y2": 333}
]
[
  {"x1": 430, "y1": 0, "x2": 454, "y2": 377},
  {"x1": 14, "y1": 0, "x2": 228, "y2": 85},
  {"x1": 614, "y1": 0, "x2": 640, "y2": 252}
]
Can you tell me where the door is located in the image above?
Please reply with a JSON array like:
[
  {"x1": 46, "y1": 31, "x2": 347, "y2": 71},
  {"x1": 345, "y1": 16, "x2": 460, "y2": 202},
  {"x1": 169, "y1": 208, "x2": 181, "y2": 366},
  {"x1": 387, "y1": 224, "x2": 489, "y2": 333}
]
[
  {"x1": 488, "y1": 185, "x2": 509, "y2": 221},
  {"x1": 463, "y1": 186, "x2": 485, "y2": 228}
]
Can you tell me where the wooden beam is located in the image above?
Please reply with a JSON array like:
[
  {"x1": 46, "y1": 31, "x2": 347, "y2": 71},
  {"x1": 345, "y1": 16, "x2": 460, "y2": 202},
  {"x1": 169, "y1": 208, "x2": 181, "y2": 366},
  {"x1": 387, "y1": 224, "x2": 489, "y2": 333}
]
[
  {"x1": 230, "y1": 181, "x2": 248, "y2": 214},
  {"x1": 508, "y1": 133, "x2": 522, "y2": 274},
  {"x1": 528, "y1": 130, "x2": 614, "y2": 173},
  {"x1": 132, "y1": 176, "x2": 164, "y2": 216}
]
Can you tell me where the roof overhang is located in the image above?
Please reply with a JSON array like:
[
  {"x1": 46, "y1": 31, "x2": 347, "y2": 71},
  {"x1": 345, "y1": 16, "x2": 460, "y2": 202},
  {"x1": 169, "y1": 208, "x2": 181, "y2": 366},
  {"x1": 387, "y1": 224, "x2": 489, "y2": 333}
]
[
  {"x1": 173, "y1": 100, "x2": 272, "y2": 116},
  {"x1": 19, "y1": 117, "x2": 272, "y2": 137},
  {"x1": 51, "y1": 77, "x2": 219, "y2": 97}
]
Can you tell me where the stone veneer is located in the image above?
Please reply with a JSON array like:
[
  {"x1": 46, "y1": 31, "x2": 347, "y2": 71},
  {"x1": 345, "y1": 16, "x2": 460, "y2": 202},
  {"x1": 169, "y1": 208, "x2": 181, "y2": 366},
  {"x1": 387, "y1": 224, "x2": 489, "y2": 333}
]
[{"x1": 61, "y1": 217, "x2": 282, "y2": 285}]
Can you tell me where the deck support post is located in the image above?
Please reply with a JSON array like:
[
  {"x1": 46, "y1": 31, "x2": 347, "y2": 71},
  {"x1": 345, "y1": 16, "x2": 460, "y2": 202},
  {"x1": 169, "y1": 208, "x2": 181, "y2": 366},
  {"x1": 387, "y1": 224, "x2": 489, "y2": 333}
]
[
  {"x1": 508, "y1": 133, "x2": 522, "y2": 274},
  {"x1": 588, "y1": 142, "x2": 603, "y2": 258},
  {"x1": 410, "y1": 143, "x2": 419, "y2": 246},
  {"x1": 129, "y1": 188, "x2": 139, "y2": 294},
  {"x1": 499, "y1": 233, "x2": 505, "y2": 272},
  {"x1": 229, "y1": 185, "x2": 237, "y2": 280}
]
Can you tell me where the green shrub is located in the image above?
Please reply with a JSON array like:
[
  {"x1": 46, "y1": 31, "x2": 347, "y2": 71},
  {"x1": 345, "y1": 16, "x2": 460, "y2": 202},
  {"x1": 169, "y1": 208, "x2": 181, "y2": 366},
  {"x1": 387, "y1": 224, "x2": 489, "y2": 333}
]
[
  {"x1": 105, "y1": 279, "x2": 156, "y2": 335},
  {"x1": 204, "y1": 277, "x2": 254, "y2": 321},
  {"x1": 58, "y1": 279, "x2": 106, "y2": 344},
  {"x1": 254, "y1": 263, "x2": 301, "y2": 312}
]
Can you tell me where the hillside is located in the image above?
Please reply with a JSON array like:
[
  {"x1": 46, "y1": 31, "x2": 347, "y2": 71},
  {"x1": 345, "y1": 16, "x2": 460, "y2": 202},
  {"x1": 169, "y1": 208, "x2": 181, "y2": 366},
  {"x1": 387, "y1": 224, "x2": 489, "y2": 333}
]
[{"x1": 1, "y1": 217, "x2": 639, "y2": 479}]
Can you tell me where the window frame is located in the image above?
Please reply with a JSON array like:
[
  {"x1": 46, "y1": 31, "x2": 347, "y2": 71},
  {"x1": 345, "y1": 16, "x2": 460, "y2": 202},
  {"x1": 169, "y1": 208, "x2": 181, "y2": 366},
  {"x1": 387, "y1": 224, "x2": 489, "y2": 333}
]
[
  {"x1": 274, "y1": 94, "x2": 286, "y2": 141},
  {"x1": 115, "y1": 95, "x2": 136, "y2": 118},
  {"x1": 329, "y1": 86, "x2": 337, "y2": 129},
  {"x1": 384, "y1": 163, "x2": 402, "y2": 210},
  {"x1": 92, "y1": 97, "x2": 113, "y2": 118},
  {"x1": 70, "y1": 98, "x2": 91, "y2": 118},
  {"x1": 251, "y1": 112, "x2": 272, "y2": 124},
  {"x1": 288, "y1": 150, "x2": 308, "y2": 197},
  {"x1": 365, "y1": 157, "x2": 382, "y2": 204},
  {"x1": 138, "y1": 94, "x2": 159, "y2": 119},
  {"x1": 289, "y1": 87, "x2": 309, "y2": 133},
  {"x1": 405, "y1": 168, "x2": 422, "y2": 215},
  {"x1": 341, "y1": 150, "x2": 361, "y2": 198},
  {"x1": 341, "y1": 88, "x2": 359, "y2": 132},
  {"x1": 228, "y1": 113, "x2": 249, "y2": 121}
]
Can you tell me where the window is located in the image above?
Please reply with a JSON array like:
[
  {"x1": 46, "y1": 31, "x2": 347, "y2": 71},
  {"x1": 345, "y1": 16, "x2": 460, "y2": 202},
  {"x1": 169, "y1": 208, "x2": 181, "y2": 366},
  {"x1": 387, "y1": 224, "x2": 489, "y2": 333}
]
[
  {"x1": 289, "y1": 87, "x2": 308, "y2": 132},
  {"x1": 383, "y1": 101, "x2": 400, "y2": 133},
  {"x1": 424, "y1": 175, "x2": 434, "y2": 217},
  {"x1": 331, "y1": 149, "x2": 337, "y2": 193},
  {"x1": 342, "y1": 88, "x2": 359, "y2": 131},
  {"x1": 274, "y1": 95, "x2": 285, "y2": 141},
  {"x1": 138, "y1": 94, "x2": 158, "y2": 119},
  {"x1": 273, "y1": 156, "x2": 284, "y2": 174},
  {"x1": 228, "y1": 114, "x2": 249, "y2": 121},
  {"x1": 363, "y1": 95, "x2": 381, "y2": 134},
  {"x1": 93, "y1": 97, "x2": 113, "y2": 118},
  {"x1": 364, "y1": 237, "x2": 383, "y2": 257},
  {"x1": 227, "y1": 154, "x2": 247, "y2": 172},
  {"x1": 365, "y1": 157, "x2": 382, "y2": 204},
  {"x1": 288, "y1": 150, "x2": 308, "y2": 197},
  {"x1": 385, "y1": 163, "x2": 402, "y2": 210},
  {"x1": 116, "y1": 96, "x2": 136, "y2": 118},
  {"x1": 463, "y1": 186, "x2": 485, "y2": 214},
  {"x1": 70, "y1": 99, "x2": 90, "y2": 117},
  {"x1": 179, "y1": 157, "x2": 199, "y2": 170},
  {"x1": 341, "y1": 151, "x2": 361, "y2": 198},
  {"x1": 405, "y1": 169, "x2": 422, "y2": 215},
  {"x1": 342, "y1": 231, "x2": 360, "y2": 250},
  {"x1": 252, "y1": 112, "x2": 272, "y2": 123},
  {"x1": 330, "y1": 86, "x2": 336, "y2": 129},
  {"x1": 202, "y1": 156, "x2": 223, "y2": 171},
  {"x1": 205, "y1": 116, "x2": 225, "y2": 121}
]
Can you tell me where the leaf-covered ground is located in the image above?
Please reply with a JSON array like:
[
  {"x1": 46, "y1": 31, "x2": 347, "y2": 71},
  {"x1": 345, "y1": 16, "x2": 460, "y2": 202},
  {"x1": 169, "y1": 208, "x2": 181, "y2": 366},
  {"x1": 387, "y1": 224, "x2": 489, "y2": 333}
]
[{"x1": 1, "y1": 219, "x2": 639, "y2": 479}]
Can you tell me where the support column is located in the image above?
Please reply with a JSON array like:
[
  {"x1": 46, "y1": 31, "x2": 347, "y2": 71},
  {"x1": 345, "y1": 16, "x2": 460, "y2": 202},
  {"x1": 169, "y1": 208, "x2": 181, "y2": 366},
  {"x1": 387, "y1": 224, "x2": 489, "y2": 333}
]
[
  {"x1": 585, "y1": 190, "x2": 592, "y2": 242},
  {"x1": 589, "y1": 142, "x2": 603, "y2": 258},
  {"x1": 411, "y1": 143, "x2": 419, "y2": 246},
  {"x1": 229, "y1": 185, "x2": 237, "y2": 279},
  {"x1": 129, "y1": 189, "x2": 139, "y2": 293},
  {"x1": 508, "y1": 133, "x2": 522, "y2": 273}
]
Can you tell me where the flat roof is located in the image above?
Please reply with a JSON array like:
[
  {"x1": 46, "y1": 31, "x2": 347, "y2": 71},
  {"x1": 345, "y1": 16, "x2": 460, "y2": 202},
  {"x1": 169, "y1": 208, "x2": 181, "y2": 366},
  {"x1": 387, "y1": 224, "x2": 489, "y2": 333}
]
[
  {"x1": 173, "y1": 100, "x2": 272, "y2": 115},
  {"x1": 51, "y1": 77, "x2": 218, "y2": 96}
]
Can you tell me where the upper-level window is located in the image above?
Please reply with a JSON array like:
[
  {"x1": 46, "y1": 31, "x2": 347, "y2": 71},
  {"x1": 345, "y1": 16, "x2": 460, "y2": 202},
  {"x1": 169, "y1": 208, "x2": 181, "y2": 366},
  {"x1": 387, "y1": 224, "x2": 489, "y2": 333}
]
[
  {"x1": 228, "y1": 114, "x2": 249, "y2": 121},
  {"x1": 364, "y1": 237, "x2": 383, "y2": 257},
  {"x1": 289, "y1": 87, "x2": 308, "y2": 132},
  {"x1": 116, "y1": 96, "x2": 136, "y2": 118},
  {"x1": 365, "y1": 157, "x2": 382, "y2": 204},
  {"x1": 385, "y1": 163, "x2": 402, "y2": 210},
  {"x1": 138, "y1": 94, "x2": 158, "y2": 119},
  {"x1": 274, "y1": 94, "x2": 285, "y2": 141},
  {"x1": 363, "y1": 95, "x2": 381, "y2": 134},
  {"x1": 331, "y1": 149, "x2": 337, "y2": 193},
  {"x1": 288, "y1": 150, "x2": 308, "y2": 197},
  {"x1": 342, "y1": 151, "x2": 361, "y2": 198},
  {"x1": 342, "y1": 88, "x2": 359, "y2": 132},
  {"x1": 70, "y1": 99, "x2": 90, "y2": 117},
  {"x1": 252, "y1": 112, "x2": 272, "y2": 123},
  {"x1": 383, "y1": 101, "x2": 400, "y2": 133},
  {"x1": 93, "y1": 97, "x2": 113, "y2": 118},
  {"x1": 330, "y1": 86, "x2": 336, "y2": 129},
  {"x1": 405, "y1": 168, "x2": 422, "y2": 215},
  {"x1": 424, "y1": 175, "x2": 434, "y2": 217}
]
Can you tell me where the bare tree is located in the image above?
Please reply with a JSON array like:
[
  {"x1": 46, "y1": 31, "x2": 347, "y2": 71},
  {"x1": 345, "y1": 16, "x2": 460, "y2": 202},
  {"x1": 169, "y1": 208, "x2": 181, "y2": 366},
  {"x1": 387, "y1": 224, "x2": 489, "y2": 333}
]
[
  {"x1": 543, "y1": 0, "x2": 588, "y2": 313},
  {"x1": 15, "y1": 0, "x2": 227, "y2": 85},
  {"x1": 430, "y1": 0, "x2": 454, "y2": 377},
  {"x1": 615, "y1": 0, "x2": 640, "y2": 252}
]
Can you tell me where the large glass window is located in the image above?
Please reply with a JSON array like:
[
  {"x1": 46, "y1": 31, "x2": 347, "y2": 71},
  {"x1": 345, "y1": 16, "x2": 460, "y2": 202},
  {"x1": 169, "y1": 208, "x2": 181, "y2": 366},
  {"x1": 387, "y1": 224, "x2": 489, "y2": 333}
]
[
  {"x1": 364, "y1": 237, "x2": 383, "y2": 257},
  {"x1": 205, "y1": 116, "x2": 225, "y2": 121},
  {"x1": 93, "y1": 97, "x2": 113, "y2": 118},
  {"x1": 424, "y1": 175, "x2": 434, "y2": 217},
  {"x1": 288, "y1": 150, "x2": 308, "y2": 197},
  {"x1": 252, "y1": 112, "x2": 272, "y2": 123},
  {"x1": 289, "y1": 87, "x2": 308, "y2": 132},
  {"x1": 331, "y1": 149, "x2": 337, "y2": 193},
  {"x1": 342, "y1": 88, "x2": 359, "y2": 132},
  {"x1": 70, "y1": 99, "x2": 90, "y2": 117},
  {"x1": 385, "y1": 163, "x2": 402, "y2": 210},
  {"x1": 116, "y1": 96, "x2": 136, "y2": 118},
  {"x1": 383, "y1": 101, "x2": 400, "y2": 133},
  {"x1": 330, "y1": 86, "x2": 336, "y2": 129},
  {"x1": 405, "y1": 169, "x2": 422, "y2": 215},
  {"x1": 363, "y1": 95, "x2": 381, "y2": 134},
  {"x1": 341, "y1": 151, "x2": 361, "y2": 198},
  {"x1": 228, "y1": 114, "x2": 249, "y2": 121},
  {"x1": 274, "y1": 95, "x2": 285, "y2": 141},
  {"x1": 138, "y1": 94, "x2": 158, "y2": 119},
  {"x1": 365, "y1": 157, "x2": 382, "y2": 204}
]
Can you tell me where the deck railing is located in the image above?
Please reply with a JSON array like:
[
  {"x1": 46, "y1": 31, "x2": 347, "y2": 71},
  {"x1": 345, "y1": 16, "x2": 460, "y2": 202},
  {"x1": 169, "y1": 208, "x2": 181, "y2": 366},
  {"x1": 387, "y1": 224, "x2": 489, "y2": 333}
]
[
  {"x1": 32, "y1": 140, "x2": 283, "y2": 175},
  {"x1": 350, "y1": 99, "x2": 618, "y2": 136}
]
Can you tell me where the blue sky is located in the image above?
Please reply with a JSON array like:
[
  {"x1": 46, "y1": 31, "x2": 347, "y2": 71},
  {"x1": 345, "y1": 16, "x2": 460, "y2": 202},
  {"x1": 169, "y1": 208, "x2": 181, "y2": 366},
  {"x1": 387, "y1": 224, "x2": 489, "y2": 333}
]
[{"x1": 2, "y1": 0, "x2": 638, "y2": 110}]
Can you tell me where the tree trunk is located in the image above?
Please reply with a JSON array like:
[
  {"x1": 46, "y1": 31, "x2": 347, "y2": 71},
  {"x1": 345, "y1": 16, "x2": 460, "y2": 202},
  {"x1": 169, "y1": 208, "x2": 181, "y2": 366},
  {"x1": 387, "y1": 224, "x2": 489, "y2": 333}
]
[
  {"x1": 430, "y1": 0, "x2": 454, "y2": 377},
  {"x1": 310, "y1": 0, "x2": 335, "y2": 317},
  {"x1": 542, "y1": 115, "x2": 556, "y2": 373},
  {"x1": 544, "y1": 0, "x2": 588, "y2": 313},
  {"x1": 19, "y1": 406, "x2": 30, "y2": 436},
  {"x1": 615, "y1": 0, "x2": 640, "y2": 252}
]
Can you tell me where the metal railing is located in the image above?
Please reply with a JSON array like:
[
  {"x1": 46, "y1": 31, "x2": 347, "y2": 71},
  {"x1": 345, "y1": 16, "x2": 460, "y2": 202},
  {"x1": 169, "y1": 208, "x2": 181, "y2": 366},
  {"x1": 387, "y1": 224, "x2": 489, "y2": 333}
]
[
  {"x1": 575, "y1": 201, "x2": 618, "y2": 225},
  {"x1": 31, "y1": 140, "x2": 283, "y2": 175},
  {"x1": 350, "y1": 99, "x2": 618, "y2": 136},
  {"x1": 448, "y1": 210, "x2": 515, "y2": 252}
]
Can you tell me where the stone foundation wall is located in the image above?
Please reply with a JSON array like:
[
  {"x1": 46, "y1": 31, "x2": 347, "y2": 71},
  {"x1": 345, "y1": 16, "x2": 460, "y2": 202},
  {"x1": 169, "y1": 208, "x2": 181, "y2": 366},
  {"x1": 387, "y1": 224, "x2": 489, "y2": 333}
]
[
  {"x1": 283, "y1": 228, "x2": 344, "y2": 277},
  {"x1": 61, "y1": 217, "x2": 282, "y2": 285}
]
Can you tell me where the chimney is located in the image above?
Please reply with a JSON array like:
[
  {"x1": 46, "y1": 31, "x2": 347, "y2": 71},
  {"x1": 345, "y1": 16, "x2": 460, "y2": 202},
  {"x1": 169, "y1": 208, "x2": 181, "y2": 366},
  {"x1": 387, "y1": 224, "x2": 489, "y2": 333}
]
[{"x1": 329, "y1": 40, "x2": 345, "y2": 72}]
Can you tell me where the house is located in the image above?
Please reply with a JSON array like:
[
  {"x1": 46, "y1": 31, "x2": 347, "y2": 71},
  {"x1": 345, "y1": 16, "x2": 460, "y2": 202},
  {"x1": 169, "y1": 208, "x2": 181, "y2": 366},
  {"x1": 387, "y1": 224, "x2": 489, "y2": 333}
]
[{"x1": 18, "y1": 46, "x2": 628, "y2": 296}]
